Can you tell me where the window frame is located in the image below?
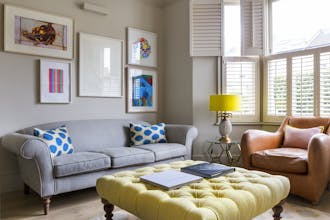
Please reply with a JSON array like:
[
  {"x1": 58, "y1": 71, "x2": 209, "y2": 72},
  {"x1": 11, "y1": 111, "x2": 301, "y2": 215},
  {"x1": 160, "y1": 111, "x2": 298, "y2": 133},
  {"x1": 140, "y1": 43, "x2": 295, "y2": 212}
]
[
  {"x1": 223, "y1": 56, "x2": 261, "y2": 122},
  {"x1": 263, "y1": 45, "x2": 330, "y2": 122}
]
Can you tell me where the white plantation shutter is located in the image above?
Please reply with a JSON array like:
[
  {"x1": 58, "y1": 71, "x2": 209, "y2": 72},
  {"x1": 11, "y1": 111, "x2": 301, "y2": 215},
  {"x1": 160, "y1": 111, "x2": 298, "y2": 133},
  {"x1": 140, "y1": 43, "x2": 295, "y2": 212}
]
[
  {"x1": 320, "y1": 52, "x2": 330, "y2": 116},
  {"x1": 223, "y1": 57, "x2": 259, "y2": 122},
  {"x1": 241, "y1": 0, "x2": 264, "y2": 56},
  {"x1": 292, "y1": 55, "x2": 314, "y2": 116},
  {"x1": 265, "y1": 58, "x2": 287, "y2": 121},
  {"x1": 190, "y1": 0, "x2": 222, "y2": 56}
]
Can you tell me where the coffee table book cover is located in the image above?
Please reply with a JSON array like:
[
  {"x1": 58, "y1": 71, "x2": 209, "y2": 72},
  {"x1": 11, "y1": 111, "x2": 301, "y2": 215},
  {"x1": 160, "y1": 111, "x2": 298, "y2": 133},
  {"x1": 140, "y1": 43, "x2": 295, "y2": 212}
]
[
  {"x1": 140, "y1": 170, "x2": 202, "y2": 190},
  {"x1": 181, "y1": 162, "x2": 235, "y2": 178}
]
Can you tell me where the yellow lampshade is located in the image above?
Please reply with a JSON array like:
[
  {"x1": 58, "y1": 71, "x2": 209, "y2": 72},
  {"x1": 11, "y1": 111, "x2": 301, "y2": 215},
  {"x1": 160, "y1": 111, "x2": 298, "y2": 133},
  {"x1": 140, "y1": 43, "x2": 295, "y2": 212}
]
[{"x1": 209, "y1": 94, "x2": 241, "y2": 112}]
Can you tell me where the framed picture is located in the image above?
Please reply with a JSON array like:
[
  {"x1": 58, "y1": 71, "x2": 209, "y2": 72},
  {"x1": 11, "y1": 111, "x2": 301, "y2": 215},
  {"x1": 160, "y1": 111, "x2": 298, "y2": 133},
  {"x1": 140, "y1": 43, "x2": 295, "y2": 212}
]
[
  {"x1": 40, "y1": 59, "x2": 71, "y2": 103},
  {"x1": 127, "y1": 68, "x2": 157, "y2": 112},
  {"x1": 4, "y1": 4, "x2": 73, "y2": 59},
  {"x1": 79, "y1": 33, "x2": 124, "y2": 97},
  {"x1": 127, "y1": 27, "x2": 157, "y2": 67}
]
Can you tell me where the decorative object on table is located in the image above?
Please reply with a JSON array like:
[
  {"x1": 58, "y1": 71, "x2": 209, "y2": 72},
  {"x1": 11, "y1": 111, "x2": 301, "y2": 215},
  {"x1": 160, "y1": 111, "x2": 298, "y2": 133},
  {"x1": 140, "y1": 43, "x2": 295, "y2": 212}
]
[
  {"x1": 127, "y1": 27, "x2": 157, "y2": 67},
  {"x1": 207, "y1": 139, "x2": 241, "y2": 165},
  {"x1": 140, "y1": 169, "x2": 203, "y2": 190},
  {"x1": 33, "y1": 125, "x2": 74, "y2": 158},
  {"x1": 130, "y1": 123, "x2": 167, "y2": 146},
  {"x1": 181, "y1": 162, "x2": 235, "y2": 178},
  {"x1": 79, "y1": 32, "x2": 123, "y2": 97},
  {"x1": 209, "y1": 94, "x2": 241, "y2": 143},
  {"x1": 40, "y1": 59, "x2": 71, "y2": 103},
  {"x1": 4, "y1": 4, "x2": 73, "y2": 59},
  {"x1": 127, "y1": 68, "x2": 157, "y2": 112}
]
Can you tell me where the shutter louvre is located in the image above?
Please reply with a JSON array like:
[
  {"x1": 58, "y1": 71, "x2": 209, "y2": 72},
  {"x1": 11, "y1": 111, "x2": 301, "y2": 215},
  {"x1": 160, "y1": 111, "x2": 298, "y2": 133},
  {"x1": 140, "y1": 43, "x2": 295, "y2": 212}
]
[
  {"x1": 266, "y1": 59, "x2": 287, "y2": 118},
  {"x1": 292, "y1": 55, "x2": 314, "y2": 116},
  {"x1": 223, "y1": 58, "x2": 259, "y2": 122},
  {"x1": 320, "y1": 52, "x2": 330, "y2": 116},
  {"x1": 241, "y1": 0, "x2": 264, "y2": 56},
  {"x1": 190, "y1": 0, "x2": 222, "y2": 56}
]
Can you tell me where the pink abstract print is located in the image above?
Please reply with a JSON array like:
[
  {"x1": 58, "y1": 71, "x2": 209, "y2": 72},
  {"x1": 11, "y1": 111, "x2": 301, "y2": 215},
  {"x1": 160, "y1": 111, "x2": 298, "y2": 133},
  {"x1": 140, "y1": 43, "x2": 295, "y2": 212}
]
[{"x1": 48, "y1": 68, "x2": 64, "y2": 93}]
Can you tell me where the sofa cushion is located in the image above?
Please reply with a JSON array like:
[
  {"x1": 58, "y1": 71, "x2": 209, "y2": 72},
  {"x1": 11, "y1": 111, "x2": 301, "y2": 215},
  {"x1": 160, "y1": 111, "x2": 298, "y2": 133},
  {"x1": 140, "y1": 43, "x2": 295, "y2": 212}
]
[
  {"x1": 53, "y1": 152, "x2": 111, "y2": 177},
  {"x1": 251, "y1": 148, "x2": 307, "y2": 174},
  {"x1": 34, "y1": 125, "x2": 74, "y2": 158},
  {"x1": 283, "y1": 125, "x2": 323, "y2": 149},
  {"x1": 135, "y1": 143, "x2": 186, "y2": 161},
  {"x1": 130, "y1": 123, "x2": 167, "y2": 146},
  {"x1": 92, "y1": 147, "x2": 155, "y2": 168}
]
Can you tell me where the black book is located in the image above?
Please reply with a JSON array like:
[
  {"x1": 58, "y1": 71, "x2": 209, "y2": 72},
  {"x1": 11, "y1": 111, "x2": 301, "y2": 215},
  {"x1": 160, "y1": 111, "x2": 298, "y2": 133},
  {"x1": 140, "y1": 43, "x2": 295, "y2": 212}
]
[{"x1": 181, "y1": 162, "x2": 235, "y2": 178}]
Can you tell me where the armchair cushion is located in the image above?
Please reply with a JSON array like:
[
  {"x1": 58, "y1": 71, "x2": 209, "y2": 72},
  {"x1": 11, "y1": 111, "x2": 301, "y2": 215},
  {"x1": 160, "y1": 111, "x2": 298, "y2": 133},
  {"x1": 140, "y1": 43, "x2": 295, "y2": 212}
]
[
  {"x1": 251, "y1": 148, "x2": 307, "y2": 174},
  {"x1": 283, "y1": 125, "x2": 323, "y2": 149}
]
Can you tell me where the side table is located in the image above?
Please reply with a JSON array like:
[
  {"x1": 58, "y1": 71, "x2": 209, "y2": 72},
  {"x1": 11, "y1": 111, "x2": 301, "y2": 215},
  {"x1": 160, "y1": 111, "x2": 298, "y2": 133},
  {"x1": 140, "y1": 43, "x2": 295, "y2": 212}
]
[{"x1": 207, "y1": 139, "x2": 241, "y2": 166}]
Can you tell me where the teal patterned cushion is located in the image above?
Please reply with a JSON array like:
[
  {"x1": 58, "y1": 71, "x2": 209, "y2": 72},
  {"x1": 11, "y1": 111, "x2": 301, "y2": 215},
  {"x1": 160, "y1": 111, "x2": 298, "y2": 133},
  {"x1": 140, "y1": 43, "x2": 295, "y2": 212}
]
[
  {"x1": 130, "y1": 123, "x2": 167, "y2": 146},
  {"x1": 33, "y1": 125, "x2": 74, "y2": 158}
]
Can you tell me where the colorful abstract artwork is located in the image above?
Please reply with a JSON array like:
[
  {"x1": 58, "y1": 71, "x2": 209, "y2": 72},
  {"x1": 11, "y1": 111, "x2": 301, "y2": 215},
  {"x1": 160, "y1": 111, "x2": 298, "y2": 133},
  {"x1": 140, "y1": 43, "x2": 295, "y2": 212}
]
[
  {"x1": 40, "y1": 60, "x2": 71, "y2": 103},
  {"x1": 48, "y1": 68, "x2": 64, "y2": 93},
  {"x1": 127, "y1": 68, "x2": 157, "y2": 112},
  {"x1": 134, "y1": 38, "x2": 151, "y2": 59},
  {"x1": 15, "y1": 16, "x2": 67, "y2": 51},
  {"x1": 128, "y1": 28, "x2": 157, "y2": 67},
  {"x1": 132, "y1": 74, "x2": 153, "y2": 107},
  {"x1": 4, "y1": 5, "x2": 73, "y2": 59}
]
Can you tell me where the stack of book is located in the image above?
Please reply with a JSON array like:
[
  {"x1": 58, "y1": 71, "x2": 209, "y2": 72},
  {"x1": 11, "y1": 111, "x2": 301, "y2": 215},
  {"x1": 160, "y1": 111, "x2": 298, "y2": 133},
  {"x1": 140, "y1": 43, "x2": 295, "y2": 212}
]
[
  {"x1": 140, "y1": 162, "x2": 235, "y2": 190},
  {"x1": 181, "y1": 162, "x2": 235, "y2": 178}
]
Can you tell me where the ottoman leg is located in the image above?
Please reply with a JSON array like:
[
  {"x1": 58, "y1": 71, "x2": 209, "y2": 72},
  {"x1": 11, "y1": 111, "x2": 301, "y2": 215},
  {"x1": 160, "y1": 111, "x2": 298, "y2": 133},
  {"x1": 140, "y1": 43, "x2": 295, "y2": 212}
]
[
  {"x1": 272, "y1": 199, "x2": 285, "y2": 220},
  {"x1": 101, "y1": 198, "x2": 114, "y2": 220}
]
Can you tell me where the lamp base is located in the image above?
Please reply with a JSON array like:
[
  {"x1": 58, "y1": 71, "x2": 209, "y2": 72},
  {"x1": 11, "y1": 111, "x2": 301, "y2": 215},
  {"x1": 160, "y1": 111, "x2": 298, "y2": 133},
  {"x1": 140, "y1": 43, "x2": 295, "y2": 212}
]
[
  {"x1": 218, "y1": 115, "x2": 232, "y2": 143},
  {"x1": 219, "y1": 136, "x2": 231, "y2": 143}
]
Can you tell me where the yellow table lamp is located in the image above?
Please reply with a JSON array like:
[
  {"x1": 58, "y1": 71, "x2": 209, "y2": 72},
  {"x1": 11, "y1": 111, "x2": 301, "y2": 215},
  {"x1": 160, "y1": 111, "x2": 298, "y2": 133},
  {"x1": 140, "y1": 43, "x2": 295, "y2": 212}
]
[{"x1": 209, "y1": 94, "x2": 241, "y2": 143}]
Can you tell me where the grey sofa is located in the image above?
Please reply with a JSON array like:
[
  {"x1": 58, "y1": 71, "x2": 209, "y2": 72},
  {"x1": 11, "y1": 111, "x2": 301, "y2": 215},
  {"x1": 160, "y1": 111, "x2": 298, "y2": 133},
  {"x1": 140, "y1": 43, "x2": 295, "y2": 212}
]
[{"x1": 1, "y1": 119, "x2": 198, "y2": 214}]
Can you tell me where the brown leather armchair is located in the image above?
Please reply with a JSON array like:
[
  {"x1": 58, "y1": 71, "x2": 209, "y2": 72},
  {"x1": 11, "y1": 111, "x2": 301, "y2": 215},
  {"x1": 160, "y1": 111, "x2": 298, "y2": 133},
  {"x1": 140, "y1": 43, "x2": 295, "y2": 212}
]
[{"x1": 241, "y1": 116, "x2": 330, "y2": 204}]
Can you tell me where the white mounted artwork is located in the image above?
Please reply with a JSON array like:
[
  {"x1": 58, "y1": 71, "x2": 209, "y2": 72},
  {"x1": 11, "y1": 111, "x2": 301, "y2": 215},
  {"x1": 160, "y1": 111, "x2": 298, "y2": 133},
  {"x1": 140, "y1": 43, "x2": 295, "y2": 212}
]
[
  {"x1": 40, "y1": 59, "x2": 71, "y2": 103},
  {"x1": 79, "y1": 32, "x2": 123, "y2": 97},
  {"x1": 127, "y1": 27, "x2": 157, "y2": 67}
]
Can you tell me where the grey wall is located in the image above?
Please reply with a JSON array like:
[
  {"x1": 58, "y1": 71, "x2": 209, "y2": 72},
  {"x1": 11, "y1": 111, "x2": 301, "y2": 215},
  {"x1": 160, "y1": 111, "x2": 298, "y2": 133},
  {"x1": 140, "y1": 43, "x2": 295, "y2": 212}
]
[
  {"x1": 163, "y1": 0, "x2": 193, "y2": 124},
  {"x1": 163, "y1": 1, "x2": 263, "y2": 160},
  {"x1": 0, "y1": 0, "x2": 164, "y2": 193}
]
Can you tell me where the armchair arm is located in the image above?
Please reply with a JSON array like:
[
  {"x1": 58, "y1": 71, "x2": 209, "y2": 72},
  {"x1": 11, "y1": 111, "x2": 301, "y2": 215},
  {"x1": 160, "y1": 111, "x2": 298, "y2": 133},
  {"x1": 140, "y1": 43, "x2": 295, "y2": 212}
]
[
  {"x1": 308, "y1": 133, "x2": 330, "y2": 182},
  {"x1": 241, "y1": 129, "x2": 283, "y2": 168},
  {"x1": 165, "y1": 124, "x2": 198, "y2": 159}
]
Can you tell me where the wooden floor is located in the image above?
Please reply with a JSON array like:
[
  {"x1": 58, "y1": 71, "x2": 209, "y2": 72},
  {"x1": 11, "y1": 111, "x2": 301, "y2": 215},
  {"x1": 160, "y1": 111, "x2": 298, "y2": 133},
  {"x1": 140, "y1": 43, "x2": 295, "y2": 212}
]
[{"x1": 1, "y1": 187, "x2": 330, "y2": 220}]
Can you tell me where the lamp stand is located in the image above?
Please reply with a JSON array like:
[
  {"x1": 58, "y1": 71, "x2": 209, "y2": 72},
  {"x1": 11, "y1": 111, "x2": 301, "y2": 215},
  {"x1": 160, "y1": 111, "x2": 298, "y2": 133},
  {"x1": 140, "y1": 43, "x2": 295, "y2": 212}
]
[{"x1": 218, "y1": 112, "x2": 232, "y2": 143}]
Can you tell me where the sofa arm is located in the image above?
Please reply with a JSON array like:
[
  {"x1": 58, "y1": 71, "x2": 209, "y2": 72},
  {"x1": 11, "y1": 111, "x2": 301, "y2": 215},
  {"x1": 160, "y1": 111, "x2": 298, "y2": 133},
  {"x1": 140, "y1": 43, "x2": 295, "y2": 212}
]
[
  {"x1": 241, "y1": 129, "x2": 283, "y2": 168},
  {"x1": 1, "y1": 133, "x2": 55, "y2": 196},
  {"x1": 165, "y1": 124, "x2": 198, "y2": 159},
  {"x1": 1, "y1": 133, "x2": 51, "y2": 160}
]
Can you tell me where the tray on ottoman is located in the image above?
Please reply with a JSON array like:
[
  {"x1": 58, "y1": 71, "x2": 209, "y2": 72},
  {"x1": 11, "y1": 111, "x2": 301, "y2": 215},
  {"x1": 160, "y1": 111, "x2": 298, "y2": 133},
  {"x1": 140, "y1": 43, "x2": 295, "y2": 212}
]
[{"x1": 96, "y1": 160, "x2": 290, "y2": 220}]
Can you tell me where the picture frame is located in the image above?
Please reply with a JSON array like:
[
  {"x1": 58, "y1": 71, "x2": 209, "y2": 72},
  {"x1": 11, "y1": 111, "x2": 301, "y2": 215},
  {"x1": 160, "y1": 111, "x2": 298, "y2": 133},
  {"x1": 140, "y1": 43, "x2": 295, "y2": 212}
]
[
  {"x1": 79, "y1": 33, "x2": 124, "y2": 97},
  {"x1": 40, "y1": 59, "x2": 71, "y2": 103},
  {"x1": 4, "y1": 4, "x2": 73, "y2": 59},
  {"x1": 127, "y1": 27, "x2": 157, "y2": 67},
  {"x1": 127, "y1": 68, "x2": 157, "y2": 112}
]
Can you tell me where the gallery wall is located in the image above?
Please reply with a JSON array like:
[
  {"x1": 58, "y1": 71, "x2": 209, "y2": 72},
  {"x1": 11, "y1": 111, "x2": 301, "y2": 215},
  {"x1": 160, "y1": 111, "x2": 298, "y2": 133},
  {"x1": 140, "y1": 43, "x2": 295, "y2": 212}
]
[{"x1": 0, "y1": 0, "x2": 164, "y2": 193}]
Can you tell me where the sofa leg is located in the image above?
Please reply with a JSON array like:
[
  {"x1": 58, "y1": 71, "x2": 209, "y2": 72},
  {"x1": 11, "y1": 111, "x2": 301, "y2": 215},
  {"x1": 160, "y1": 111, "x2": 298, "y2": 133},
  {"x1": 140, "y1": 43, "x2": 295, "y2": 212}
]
[
  {"x1": 102, "y1": 198, "x2": 114, "y2": 220},
  {"x1": 272, "y1": 199, "x2": 285, "y2": 220},
  {"x1": 43, "y1": 196, "x2": 51, "y2": 215},
  {"x1": 24, "y1": 183, "x2": 30, "y2": 195}
]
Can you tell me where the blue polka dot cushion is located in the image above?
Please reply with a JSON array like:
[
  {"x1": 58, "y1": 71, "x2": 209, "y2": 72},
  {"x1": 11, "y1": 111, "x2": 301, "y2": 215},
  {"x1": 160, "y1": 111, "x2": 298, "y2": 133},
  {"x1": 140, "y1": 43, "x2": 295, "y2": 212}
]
[
  {"x1": 130, "y1": 123, "x2": 167, "y2": 146},
  {"x1": 33, "y1": 125, "x2": 74, "y2": 158}
]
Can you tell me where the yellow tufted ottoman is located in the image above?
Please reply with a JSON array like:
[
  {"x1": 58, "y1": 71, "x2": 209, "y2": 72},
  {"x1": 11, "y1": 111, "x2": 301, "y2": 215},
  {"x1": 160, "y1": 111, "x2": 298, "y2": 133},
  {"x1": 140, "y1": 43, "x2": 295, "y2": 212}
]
[{"x1": 96, "y1": 160, "x2": 290, "y2": 220}]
